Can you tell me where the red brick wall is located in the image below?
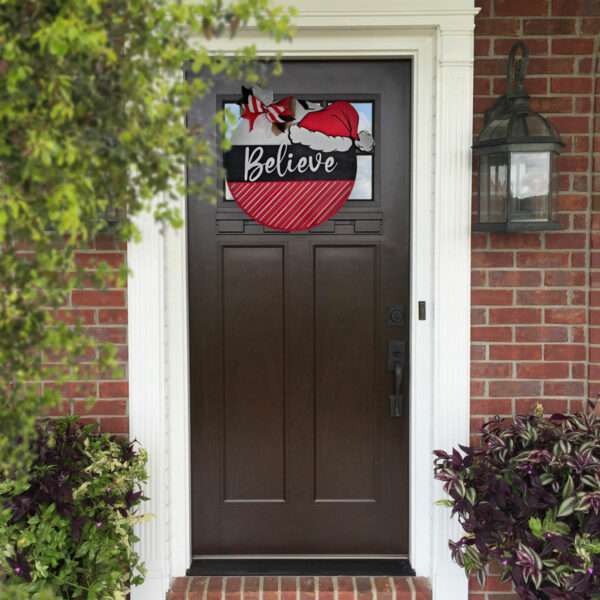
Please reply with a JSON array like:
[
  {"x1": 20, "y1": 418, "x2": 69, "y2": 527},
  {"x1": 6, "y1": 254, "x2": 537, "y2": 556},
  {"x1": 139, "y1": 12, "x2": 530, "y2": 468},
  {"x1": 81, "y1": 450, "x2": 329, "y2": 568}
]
[
  {"x1": 470, "y1": 0, "x2": 599, "y2": 598},
  {"x1": 47, "y1": 234, "x2": 129, "y2": 435}
]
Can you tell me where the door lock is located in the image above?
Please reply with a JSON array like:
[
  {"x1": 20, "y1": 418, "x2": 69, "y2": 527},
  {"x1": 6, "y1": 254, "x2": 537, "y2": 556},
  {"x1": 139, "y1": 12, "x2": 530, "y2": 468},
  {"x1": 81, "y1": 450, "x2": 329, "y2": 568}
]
[
  {"x1": 388, "y1": 340, "x2": 406, "y2": 417},
  {"x1": 386, "y1": 304, "x2": 405, "y2": 327}
]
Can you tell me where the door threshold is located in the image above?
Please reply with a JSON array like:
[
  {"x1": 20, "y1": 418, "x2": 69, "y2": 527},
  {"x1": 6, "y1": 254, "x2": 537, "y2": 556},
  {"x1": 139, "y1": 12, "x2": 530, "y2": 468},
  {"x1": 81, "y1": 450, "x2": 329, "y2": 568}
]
[
  {"x1": 187, "y1": 558, "x2": 415, "y2": 577},
  {"x1": 194, "y1": 555, "x2": 408, "y2": 560}
]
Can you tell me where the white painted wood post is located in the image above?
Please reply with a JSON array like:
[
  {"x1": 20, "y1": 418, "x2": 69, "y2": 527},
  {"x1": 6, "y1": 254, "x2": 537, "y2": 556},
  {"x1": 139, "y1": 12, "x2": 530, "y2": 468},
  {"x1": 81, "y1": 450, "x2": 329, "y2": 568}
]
[
  {"x1": 129, "y1": 211, "x2": 171, "y2": 600},
  {"x1": 430, "y1": 26, "x2": 475, "y2": 600}
]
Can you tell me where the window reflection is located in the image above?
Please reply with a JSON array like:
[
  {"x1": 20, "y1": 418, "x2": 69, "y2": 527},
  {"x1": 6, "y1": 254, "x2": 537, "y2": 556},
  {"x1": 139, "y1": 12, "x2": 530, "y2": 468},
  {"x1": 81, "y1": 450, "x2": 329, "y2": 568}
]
[
  {"x1": 349, "y1": 156, "x2": 373, "y2": 200},
  {"x1": 223, "y1": 102, "x2": 242, "y2": 140},
  {"x1": 351, "y1": 103, "x2": 373, "y2": 136},
  {"x1": 510, "y1": 152, "x2": 550, "y2": 221}
]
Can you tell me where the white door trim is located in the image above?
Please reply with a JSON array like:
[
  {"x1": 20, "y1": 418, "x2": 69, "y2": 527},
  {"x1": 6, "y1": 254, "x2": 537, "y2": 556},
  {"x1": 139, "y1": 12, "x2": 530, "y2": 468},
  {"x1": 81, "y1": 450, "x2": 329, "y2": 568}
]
[{"x1": 129, "y1": 3, "x2": 476, "y2": 599}]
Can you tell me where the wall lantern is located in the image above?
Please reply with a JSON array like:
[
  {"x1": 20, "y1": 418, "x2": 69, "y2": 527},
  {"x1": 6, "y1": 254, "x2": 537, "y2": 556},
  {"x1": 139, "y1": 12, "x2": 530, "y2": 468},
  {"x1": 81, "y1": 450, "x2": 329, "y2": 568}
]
[{"x1": 472, "y1": 41, "x2": 564, "y2": 232}]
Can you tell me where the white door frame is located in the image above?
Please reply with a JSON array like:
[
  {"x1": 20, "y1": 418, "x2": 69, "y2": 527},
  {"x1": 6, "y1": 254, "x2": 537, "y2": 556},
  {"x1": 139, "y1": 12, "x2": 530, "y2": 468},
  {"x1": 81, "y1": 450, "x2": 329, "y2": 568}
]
[{"x1": 128, "y1": 3, "x2": 477, "y2": 599}]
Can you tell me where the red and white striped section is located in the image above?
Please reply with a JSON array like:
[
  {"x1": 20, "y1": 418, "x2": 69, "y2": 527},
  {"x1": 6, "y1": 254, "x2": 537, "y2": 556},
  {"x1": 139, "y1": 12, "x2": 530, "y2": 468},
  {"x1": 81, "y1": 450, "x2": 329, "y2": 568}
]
[{"x1": 229, "y1": 180, "x2": 354, "y2": 232}]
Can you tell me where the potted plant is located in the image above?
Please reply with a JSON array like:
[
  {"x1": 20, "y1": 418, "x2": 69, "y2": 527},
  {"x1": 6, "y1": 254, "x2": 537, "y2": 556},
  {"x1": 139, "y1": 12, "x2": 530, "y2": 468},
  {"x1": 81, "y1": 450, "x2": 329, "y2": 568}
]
[
  {"x1": 434, "y1": 406, "x2": 600, "y2": 599},
  {"x1": 0, "y1": 417, "x2": 148, "y2": 599}
]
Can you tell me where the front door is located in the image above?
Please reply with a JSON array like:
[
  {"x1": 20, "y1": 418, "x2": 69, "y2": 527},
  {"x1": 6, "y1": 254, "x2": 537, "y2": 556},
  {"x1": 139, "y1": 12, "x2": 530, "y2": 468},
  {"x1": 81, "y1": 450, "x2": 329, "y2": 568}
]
[{"x1": 188, "y1": 60, "x2": 411, "y2": 556}]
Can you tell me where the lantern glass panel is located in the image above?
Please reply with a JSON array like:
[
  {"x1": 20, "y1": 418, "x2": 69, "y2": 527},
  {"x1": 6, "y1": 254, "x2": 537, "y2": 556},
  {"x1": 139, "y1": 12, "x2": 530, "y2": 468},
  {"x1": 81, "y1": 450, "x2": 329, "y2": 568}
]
[
  {"x1": 509, "y1": 151, "x2": 551, "y2": 222},
  {"x1": 479, "y1": 153, "x2": 508, "y2": 223}
]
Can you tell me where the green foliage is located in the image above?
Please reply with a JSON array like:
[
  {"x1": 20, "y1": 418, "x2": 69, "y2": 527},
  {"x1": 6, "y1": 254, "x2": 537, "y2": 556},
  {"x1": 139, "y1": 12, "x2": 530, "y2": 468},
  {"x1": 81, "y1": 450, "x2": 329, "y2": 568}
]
[
  {"x1": 0, "y1": 586, "x2": 56, "y2": 600},
  {"x1": 434, "y1": 411, "x2": 600, "y2": 599},
  {"x1": 0, "y1": 417, "x2": 148, "y2": 598},
  {"x1": 0, "y1": 0, "x2": 294, "y2": 479},
  {"x1": 528, "y1": 514, "x2": 570, "y2": 540}
]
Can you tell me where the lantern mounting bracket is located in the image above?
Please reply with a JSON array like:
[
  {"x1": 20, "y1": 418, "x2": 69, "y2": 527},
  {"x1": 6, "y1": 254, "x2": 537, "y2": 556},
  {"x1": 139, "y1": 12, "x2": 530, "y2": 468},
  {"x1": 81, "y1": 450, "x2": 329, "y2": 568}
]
[
  {"x1": 506, "y1": 40, "x2": 529, "y2": 100},
  {"x1": 483, "y1": 41, "x2": 530, "y2": 127}
]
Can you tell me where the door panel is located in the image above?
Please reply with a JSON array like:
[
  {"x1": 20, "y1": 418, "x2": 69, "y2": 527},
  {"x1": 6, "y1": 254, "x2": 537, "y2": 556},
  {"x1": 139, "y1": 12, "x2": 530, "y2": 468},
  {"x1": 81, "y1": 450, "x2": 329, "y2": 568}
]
[
  {"x1": 314, "y1": 245, "x2": 377, "y2": 502},
  {"x1": 188, "y1": 60, "x2": 411, "y2": 556},
  {"x1": 222, "y1": 246, "x2": 286, "y2": 502}
]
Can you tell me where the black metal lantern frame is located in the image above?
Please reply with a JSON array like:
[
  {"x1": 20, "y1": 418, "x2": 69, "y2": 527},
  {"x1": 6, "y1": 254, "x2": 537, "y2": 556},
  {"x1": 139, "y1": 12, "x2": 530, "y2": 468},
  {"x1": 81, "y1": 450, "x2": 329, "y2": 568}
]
[{"x1": 473, "y1": 41, "x2": 565, "y2": 232}]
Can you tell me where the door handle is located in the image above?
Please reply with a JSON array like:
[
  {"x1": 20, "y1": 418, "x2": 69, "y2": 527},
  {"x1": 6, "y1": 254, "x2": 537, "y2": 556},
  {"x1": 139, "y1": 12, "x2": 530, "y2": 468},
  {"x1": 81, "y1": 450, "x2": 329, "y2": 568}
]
[
  {"x1": 390, "y1": 362, "x2": 404, "y2": 417},
  {"x1": 388, "y1": 340, "x2": 406, "y2": 417}
]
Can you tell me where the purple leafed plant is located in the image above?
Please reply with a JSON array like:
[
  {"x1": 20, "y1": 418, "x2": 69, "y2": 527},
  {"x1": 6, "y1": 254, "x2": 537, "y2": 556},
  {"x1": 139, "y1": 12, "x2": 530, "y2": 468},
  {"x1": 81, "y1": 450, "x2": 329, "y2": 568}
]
[
  {"x1": 434, "y1": 408, "x2": 600, "y2": 600},
  {"x1": 0, "y1": 417, "x2": 148, "y2": 597}
]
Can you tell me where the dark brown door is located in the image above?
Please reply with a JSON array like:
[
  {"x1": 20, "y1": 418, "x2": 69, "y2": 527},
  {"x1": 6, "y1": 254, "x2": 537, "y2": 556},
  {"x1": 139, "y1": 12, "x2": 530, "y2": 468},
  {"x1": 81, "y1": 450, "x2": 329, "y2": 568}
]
[{"x1": 188, "y1": 61, "x2": 411, "y2": 556}]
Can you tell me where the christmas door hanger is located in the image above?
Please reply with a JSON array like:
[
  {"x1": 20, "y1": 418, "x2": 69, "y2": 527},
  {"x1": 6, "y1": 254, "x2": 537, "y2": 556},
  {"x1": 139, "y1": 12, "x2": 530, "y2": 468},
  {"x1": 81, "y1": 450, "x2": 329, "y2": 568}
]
[{"x1": 224, "y1": 86, "x2": 374, "y2": 232}]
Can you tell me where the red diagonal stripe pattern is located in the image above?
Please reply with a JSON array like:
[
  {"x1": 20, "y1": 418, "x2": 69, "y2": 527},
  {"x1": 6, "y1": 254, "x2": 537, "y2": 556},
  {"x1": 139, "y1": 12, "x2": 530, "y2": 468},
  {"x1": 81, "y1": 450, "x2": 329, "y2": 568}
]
[{"x1": 229, "y1": 180, "x2": 354, "y2": 232}]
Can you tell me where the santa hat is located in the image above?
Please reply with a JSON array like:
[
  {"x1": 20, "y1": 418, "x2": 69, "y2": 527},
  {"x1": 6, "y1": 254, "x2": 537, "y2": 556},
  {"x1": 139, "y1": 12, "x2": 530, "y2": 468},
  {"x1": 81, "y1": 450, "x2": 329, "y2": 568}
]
[{"x1": 288, "y1": 101, "x2": 374, "y2": 153}]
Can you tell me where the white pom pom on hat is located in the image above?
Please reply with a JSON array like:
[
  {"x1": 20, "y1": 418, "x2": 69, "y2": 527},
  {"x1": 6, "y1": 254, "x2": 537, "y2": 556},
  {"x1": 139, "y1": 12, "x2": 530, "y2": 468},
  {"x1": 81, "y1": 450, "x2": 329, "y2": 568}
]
[{"x1": 356, "y1": 130, "x2": 374, "y2": 152}]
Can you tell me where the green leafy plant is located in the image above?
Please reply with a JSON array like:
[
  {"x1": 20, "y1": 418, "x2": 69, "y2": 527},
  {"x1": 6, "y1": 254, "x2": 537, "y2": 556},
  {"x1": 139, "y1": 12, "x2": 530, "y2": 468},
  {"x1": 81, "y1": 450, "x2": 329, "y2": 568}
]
[
  {"x1": 434, "y1": 409, "x2": 600, "y2": 599},
  {"x1": 0, "y1": 417, "x2": 148, "y2": 598},
  {"x1": 0, "y1": 0, "x2": 293, "y2": 476},
  {"x1": 1, "y1": 2, "x2": 292, "y2": 594}
]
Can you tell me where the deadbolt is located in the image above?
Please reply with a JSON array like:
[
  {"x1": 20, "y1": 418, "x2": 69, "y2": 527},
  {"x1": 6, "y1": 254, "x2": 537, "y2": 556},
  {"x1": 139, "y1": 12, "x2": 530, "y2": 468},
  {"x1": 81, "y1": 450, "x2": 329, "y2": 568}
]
[{"x1": 386, "y1": 304, "x2": 405, "y2": 327}]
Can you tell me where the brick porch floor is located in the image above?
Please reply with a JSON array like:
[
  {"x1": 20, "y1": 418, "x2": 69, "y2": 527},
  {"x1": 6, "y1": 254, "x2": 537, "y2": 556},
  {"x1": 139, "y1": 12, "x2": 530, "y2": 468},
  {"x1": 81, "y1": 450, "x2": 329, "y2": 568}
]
[{"x1": 167, "y1": 576, "x2": 432, "y2": 600}]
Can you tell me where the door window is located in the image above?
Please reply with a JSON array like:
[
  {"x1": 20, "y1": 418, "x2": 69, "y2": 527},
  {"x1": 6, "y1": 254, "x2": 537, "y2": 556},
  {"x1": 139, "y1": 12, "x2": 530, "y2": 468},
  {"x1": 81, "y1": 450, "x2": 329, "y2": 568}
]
[{"x1": 222, "y1": 99, "x2": 375, "y2": 203}]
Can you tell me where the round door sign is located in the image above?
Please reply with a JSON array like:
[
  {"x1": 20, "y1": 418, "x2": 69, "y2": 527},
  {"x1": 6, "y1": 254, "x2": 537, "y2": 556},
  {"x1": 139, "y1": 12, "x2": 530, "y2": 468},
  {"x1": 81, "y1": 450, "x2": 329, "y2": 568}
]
[{"x1": 224, "y1": 87, "x2": 374, "y2": 232}]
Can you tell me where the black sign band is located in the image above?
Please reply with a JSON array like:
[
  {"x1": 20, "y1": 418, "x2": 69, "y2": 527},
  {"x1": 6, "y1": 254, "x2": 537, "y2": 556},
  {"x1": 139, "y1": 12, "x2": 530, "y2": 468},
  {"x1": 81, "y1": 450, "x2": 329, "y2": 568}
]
[{"x1": 225, "y1": 144, "x2": 357, "y2": 183}]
